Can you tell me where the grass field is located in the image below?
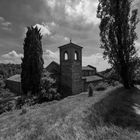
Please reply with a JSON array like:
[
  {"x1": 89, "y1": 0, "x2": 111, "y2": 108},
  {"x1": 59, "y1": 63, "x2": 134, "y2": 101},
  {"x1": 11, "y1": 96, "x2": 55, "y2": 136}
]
[{"x1": 1, "y1": 85, "x2": 140, "y2": 140}]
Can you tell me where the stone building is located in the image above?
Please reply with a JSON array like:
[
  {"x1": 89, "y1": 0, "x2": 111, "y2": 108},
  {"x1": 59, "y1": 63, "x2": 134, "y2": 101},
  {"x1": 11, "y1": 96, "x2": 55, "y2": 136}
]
[
  {"x1": 6, "y1": 74, "x2": 21, "y2": 94},
  {"x1": 46, "y1": 41, "x2": 103, "y2": 94},
  {"x1": 59, "y1": 42, "x2": 83, "y2": 95},
  {"x1": 82, "y1": 65, "x2": 96, "y2": 76},
  {"x1": 6, "y1": 41, "x2": 103, "y2": 95}
]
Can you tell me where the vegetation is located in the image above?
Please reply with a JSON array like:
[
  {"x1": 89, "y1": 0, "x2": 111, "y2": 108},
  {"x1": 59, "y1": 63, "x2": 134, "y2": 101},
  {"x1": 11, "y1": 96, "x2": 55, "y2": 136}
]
[
  {"x1": 97, "y1": 0, "x2": 139, "y2": 88},
  {"x1": 21, "y1": 26, "x2": 44, "y2": 95},
  {"x1": 0, "y1": 63, "x2": 20, "y2": 79},
  {"x1": 40, "y1": 76, "x2": 61, "y2": 102},
  {"x1": 1, "y1": 86, "x2": 140, "y2": 139}
]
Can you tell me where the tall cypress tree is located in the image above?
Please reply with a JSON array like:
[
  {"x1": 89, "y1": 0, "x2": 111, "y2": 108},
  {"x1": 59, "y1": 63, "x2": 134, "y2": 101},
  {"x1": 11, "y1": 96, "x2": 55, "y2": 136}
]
[
  {"x1": 97, "y1": 0, "x2": 139, "y2": 88},
  {"x1": 21, "y1": 26, "x2": 44, "y2": 95}
]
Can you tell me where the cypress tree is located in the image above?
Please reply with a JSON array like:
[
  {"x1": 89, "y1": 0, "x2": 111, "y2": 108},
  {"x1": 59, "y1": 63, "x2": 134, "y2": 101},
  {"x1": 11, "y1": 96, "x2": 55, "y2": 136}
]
[{"x1": 21, "y1": 26, "x2": 44, "y2": 95}]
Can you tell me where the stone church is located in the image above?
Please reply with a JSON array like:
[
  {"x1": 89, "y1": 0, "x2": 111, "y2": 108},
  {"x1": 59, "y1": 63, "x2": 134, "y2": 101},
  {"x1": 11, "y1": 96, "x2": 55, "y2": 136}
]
[
  {"x1": 6, "y1": 41, "x2": 103, "y2": 95},
  {"x1": 46, "y1": 41, "x2": 103, "y2": 95}
]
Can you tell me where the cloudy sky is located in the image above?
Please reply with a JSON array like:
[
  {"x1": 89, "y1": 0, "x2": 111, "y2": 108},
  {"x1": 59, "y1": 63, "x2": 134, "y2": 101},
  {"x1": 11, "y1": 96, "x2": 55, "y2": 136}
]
[{"x1": 0, "y1": 0, "x2": 140, "y2": 71}]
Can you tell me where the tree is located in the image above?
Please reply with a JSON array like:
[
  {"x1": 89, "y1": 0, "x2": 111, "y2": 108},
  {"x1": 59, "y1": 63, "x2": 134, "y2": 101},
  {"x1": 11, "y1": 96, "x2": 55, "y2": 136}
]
[
  {"x1": 97, "y1": 0, "x2": 139, "y2": 88},
  {"x1": 21, "y1": 26, "x2": 44, "y2": 95}
]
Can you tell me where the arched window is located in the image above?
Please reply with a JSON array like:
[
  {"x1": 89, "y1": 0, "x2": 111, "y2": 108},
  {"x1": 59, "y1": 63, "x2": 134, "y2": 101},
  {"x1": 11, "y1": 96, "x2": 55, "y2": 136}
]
[
  {"x1": 74, "y1": 51, "x2": 78, "y2": 60},
  {"x1": 64, "y1": 51, "x2": 68, "y2": 60}
]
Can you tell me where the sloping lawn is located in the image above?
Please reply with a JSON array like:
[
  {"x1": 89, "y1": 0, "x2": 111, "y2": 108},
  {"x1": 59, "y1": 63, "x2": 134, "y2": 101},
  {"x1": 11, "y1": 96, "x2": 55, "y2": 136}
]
[{"x1": 1, "y1": 86, "x2": 140, "y2": 140}]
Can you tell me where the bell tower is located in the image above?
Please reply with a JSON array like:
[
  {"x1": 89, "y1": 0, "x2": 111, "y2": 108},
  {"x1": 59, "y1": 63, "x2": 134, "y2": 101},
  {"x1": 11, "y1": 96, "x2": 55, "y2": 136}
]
[{"x1": 59, "y1": 41, "x2": 82, "y2": 96}]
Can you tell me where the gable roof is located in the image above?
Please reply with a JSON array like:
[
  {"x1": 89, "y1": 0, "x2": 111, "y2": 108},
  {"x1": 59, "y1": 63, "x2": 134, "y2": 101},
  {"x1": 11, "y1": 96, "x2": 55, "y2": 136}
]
[
  {"x1": 46, "y1": 61, "x2": 97, "y2": 72},
  {"x1": 47, "y1": 61, "x2": 59, "y2": 67},
  {"x1": 82, "y1": 75, "x2": 103, "y2": 82},
  {"x1": 46, "y1": 61, "x2": 60, "y2": 73},
  {"x1": 58, "y1": 42, "x2": 83, "y2": 49},
  {"x1": 82, "y1": 65, "x2": 96, "y2": 71},
  {"x1": 7, "y1": 74, "x2": 21, "y2": 82}
]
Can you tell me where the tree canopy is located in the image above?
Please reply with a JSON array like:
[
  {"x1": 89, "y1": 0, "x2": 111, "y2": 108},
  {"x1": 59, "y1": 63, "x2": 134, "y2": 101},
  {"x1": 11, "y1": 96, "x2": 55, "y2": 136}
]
[
  {"x1": 21, "y1": 26, "x2": 44, "y2": 95},
  {"x1": 97, "y1": 0, "x2": 139, "y2": 88}
]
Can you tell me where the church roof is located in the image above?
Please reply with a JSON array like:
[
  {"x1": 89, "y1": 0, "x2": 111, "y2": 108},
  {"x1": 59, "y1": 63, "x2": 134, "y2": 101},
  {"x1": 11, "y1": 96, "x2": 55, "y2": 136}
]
[
  {"x1": 82, "y1": 65, "x2": 96, "y2": 71},
  {"x1": 82, "y1": 75, "x2": 103, "y2": 82},
  {"x1": 45, "y1": 61, "x2": 60, "y2": 73},
  {"x1": 58, "y1": 42, "x2": 83, "y2": 49},
  {"x1": 7, "y1": 74, "x2": 21, "y2": 82}
]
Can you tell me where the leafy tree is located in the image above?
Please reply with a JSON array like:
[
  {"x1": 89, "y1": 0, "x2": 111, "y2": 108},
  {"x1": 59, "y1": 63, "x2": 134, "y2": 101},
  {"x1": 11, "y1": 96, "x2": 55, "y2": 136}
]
[
  {"x1": 97, "y1": 0, "x2": 139, "y2": 88},
  {"x1": 40, "y1": 76, "x2": 60, "y2": 101},
  {"x1": 21, "y1": 26, "x2": 44, "y2": 95}
]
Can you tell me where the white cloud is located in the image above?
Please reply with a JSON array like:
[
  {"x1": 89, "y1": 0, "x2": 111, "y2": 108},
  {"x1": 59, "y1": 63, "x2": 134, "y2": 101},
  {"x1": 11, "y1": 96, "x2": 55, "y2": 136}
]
[
  {"x1": 65, "y1": 0, "x2": 100, "y2": 25},
  {"x1": 0, "y1": 17, "x2": 4, "y2": 22},
  {"x1": 43, "y1": 49, "x2": 110, "y2": 71},
  {"x1": 0, "y1": 49, "x2": 110, "y2": 71},
  {"x1": 135, "y1": 41, "x2": 140, "y2": 48},
  {"x1": 1, "y1": 51, "x2": 23, "y2": 64},
  {"x1": 64, "y1": 37, "x2": 69, "y2": 41},
  {"x1": 1, "y1": 22, "x2": 11, "y2": 27},
  {"x1": 0, "y1": 16, "x2": 12, "y2": 30},
  {"x1": 132, "y1": 0, "x2": 140, "y2": 8},
  {"x1": 83, "y1": 53, "x2": 110, "y2": 71},
  {"x1": 135, "y1": 41, "x2": 140, "y2": 57},
  {"x1": 34, "y1": 24, "x2": 51, "y2": 36},
  {"x1": 50, "y1": 22, "x2": 57, "y2": 27},
  {"x1": 43, "y1": 49, "x2": 59, "y2": 67},
  {"x1": 44, "y1": 0, "x2": 100, "y2": 25},
  {"x1": 2, "y1": 50, "x2": 23, "y2": 59},
  {"x1": 47, "y1": 0, "x2": 56, "y2": 9}
]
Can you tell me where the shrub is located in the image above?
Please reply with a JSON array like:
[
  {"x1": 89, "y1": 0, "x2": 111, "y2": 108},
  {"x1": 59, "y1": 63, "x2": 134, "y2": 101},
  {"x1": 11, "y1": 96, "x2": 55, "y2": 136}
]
[
  {"x1": 95, "y1": 86, "x2": 106, "y2": 91},
  {"x1": 0, "y1": 100, "x2": 16, "y2": 114},
  {"x1": 40, "y1": 77, "x2": 61, "y2": 102}
]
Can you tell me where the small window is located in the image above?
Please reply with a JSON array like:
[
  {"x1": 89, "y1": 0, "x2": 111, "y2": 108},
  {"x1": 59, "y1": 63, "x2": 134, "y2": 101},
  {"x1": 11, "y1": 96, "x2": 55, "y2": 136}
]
[
  {"x1": 64, "y1": 52, "x2": 68, "y2": 60},
  {"x1": 74, "y1": 51, "x2": 78, "y2": 60}
]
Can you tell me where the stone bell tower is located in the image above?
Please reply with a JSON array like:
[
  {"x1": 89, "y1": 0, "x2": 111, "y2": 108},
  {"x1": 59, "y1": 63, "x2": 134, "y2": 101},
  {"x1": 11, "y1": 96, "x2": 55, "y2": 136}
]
[{"x1": 59, "y1": 41, "x2": 82, "y2": 96}]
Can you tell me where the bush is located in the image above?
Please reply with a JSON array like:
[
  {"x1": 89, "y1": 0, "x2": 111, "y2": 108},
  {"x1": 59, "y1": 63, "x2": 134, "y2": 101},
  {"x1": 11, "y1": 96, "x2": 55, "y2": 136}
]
[
  {"x1": 95, "y1": 86, "x2": 106, "y2": 91},
  {"x1": 39, "y1": 76, "x2": 61, "y2": 102},
  {"x1": 15, "y1": 76, "x2": 60, "y2": 109},
  {"x1": 0, "y1": 100, "x2": 16, "y2": 114}
]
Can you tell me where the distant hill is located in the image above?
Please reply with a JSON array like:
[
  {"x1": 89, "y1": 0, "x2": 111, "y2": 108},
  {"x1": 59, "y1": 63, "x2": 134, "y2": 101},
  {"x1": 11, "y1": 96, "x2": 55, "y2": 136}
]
[
  {"x1": 99, "y1": 68, "x2": 119, "y2": 81},
  {"x1": 99, "y1": 63, "x2": 140, "y2": 83},
  {"x1": 0, "y1": 63, "x2": 21, "y2": 79}
]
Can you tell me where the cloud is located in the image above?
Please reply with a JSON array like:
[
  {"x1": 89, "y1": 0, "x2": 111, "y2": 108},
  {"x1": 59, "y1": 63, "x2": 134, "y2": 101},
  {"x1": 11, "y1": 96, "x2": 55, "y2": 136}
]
[
  {"x1": 65, "y1": 0, "x2": 100, "y2": 25},
  {"x1": 135, "y1": 41, "x2": 140, "y2": 48},
  {"x1": 2, "y1": 50, "x2": 23, "y2": 59},
  {"x1": 135, "y1": 41, "x2": 140, "y2": 57},
  {"x1": 0, "y1": 16, "x2": 12, "y2": 31},
  {"x1": 1, "y1": 22, "x2": 11, "y2": 27},
  {"x1": 83, "y1": 53, "x2": 110, "y2": 71},
  {"x1": 132, "y1": 0, "x2": 140, "y2": 9},
  {"x1": 0, "y1": 49, "x2": 110, "y2": 71},
  {"x1": 23, "y1": 23, "x2": 52, "y2": 38},
  {"x1": 44, "y1": 0, "x2": 99, "y2": 26},
  {"x1": 47, "y1": 0, "x2": 56, "y2": 9},
  {"x1": 1, "y1": 50, "x2": 23, "y2": 64},
  {"x1": 34, "y1": 24, "x2": 51, "y2": 36},
  {"x1": 43, "y1": 49, "x2": 59, "y2": 66},
  {"x1": 0, "y1": 17, "x2": 4, "y2": 22},
  {"x1": 43, "y1": 49, "x2": 110, "y2": 71}
]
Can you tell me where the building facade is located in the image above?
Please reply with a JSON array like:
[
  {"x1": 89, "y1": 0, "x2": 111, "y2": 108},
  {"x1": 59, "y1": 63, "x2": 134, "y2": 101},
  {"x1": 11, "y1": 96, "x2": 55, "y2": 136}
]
[
  {"x1": 6, "y1": 74, "x2": 21, "y2": 95},
  {"x1": 6, "y1": 42, "x2": 103, "y2": 95},
  {"x1": 59, "y1": 42, "x2": 83, "y2": 95}
]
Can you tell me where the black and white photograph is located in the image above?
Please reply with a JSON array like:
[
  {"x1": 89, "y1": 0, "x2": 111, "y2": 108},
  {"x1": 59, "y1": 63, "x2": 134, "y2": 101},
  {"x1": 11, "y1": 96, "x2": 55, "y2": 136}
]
[{"x1": 0, "y1": 0, "x2": 140, "y2": 139}]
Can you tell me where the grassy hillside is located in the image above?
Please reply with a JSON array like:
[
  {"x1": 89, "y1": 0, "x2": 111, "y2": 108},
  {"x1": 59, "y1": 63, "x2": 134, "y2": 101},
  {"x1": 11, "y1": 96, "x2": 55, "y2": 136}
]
[{"x1": 1, "y1": 86, "x2": 140, "y2": 140}]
